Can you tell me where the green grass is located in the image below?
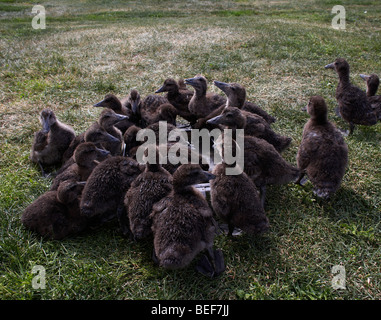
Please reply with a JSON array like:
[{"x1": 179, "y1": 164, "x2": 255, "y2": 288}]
[{"x1": 0, "y1": 0, "x2": 380, "y2": 300}]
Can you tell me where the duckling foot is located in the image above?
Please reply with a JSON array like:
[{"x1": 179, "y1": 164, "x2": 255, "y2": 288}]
[
  {"x1": 334, "y1": 106, "x2": 342, "y2": 118},
  {"x1": 218, "y1": 224, "x2": 243, "y2": 237},
  {"x1": 195, "y1": 248, "x2": 225, "y2": 278}
]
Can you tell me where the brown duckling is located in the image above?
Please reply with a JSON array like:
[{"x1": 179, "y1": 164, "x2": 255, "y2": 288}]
[
  {"x1": 80, "y1": 156, "x2": 142, "y2": 226},
  {"x1": 296, "y1": 96, "x2": 348, "y2": 199},
  {"x1": 185, "y1": 75, "x2": 226, "y2": 118},
  {"x1": 325, "y1": 58, "x2": 377, "y2": 134},
  {"x1": 30, "y1": 108, "x2": 75, "y2": 176},
  {"x1": 121, "y1": 147, "x2": 173, "y2": 240},
  {"x1": 50, "y1": 142, "x2": 110, "y2": 191},
  {"x1": 93, "y1": 93, "x2": 136, "y2": 133},
  {"x1": 360, "y1": 73, "x2": 381, "y2": 121},
  {"x1": 210, "y1": 152, "x2": 269, "y2": 236},
  {"x1": 84, "y1": 109, "x2": 126, "y2": 156},
  {"x1": 207, "y1": 106, "x2": 291, "y2": 153},
  {"x1": 155, "y1": 78, "x2": 197, "y2": 124},
  {"x1": 21, "y1": 180, "x2": 87, "y2": 240},
  {"x1": 150, "y1": 164, "x2": 224, "y2": 278}
]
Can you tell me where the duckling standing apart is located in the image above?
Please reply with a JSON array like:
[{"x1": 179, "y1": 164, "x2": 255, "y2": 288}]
[
  {"x1": 150, "y1": 164, "x2": 225, "y2": 278},
  {"x1": 360, "y1": 73, "x2": 381, "y2": 121},
  {"x1": 93, "y1": 93, "x2": 136, "y2": 133},
  {"x1": 80, "y1": 156, "x2": 142, "y2": 226},
  {"x1": 296, "y1": 96, "x2": 348, "y2": 199},
  {"x1": 30, "y1": 108, "x2": 75, "y2": 176},
  {"x1": 210, "y1": 141, "x2": 269, "y2": 237},
  {"x1": 325, "y1": 58, "x2": 377, "y2": 134},
  {"x1": 50, "y1": 142, "x2": 110, "y2": 191},
  {"x1": 122, "y1": 147, "x2": 173, "y2": 240},
  {"x1": 21, "y1": 180, "x2": 87, "y2": 240},
  {"x1": 155, "y1": 78, "x2": 198, "y2": 124},
  {"x1": 185, "y1": 75, "x2": 226, "y2": 118}
]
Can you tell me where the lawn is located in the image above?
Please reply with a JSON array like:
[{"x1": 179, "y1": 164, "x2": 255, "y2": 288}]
[{"x1": 0, "y1": 0, "x2": 380, "y2": 300}]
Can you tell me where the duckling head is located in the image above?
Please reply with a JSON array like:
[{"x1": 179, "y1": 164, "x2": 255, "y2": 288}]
[
  {"x1": 128, "y1": 89, "x2": 142, "y2": 114},
  {"x1": 93, "y1": 94, "x2": 121, "y2": 111},
  {"x1": 325, "y1": 58, "x2": 350, "y2": 75},
  {"x1": 173, "y1": 164, "x2": 215, "y2": 191},
  {"x1": 207, "y1": 107, "x2": 246, "y2": 129},
  {"x1": 39, "y1": 108, "x2": 56, "y2": 133},
  {"x1": 99, "y1": 109, "x2": 129, "y2": 127},
  {"x1": 214, "y1": 81, "x2": 246, "y2": 108},
  {"x1": 185, "y1": 75, "x2": 207, "y2": 94},
  {"x1": 306, "y1": 96, "x2": 328, "y2": 123},
  {"x1": 57, "y1": 180, "x2": 86, "y2": 205},
  {"x1": 155, "y1": 78, "x2": 178, "y2": 93},
  {"x1": 360, "y1": 73, "x2": 379, "y2": 95},
  {"x1": 74, "y1": 142, "x2": 110, "y2": 167}
]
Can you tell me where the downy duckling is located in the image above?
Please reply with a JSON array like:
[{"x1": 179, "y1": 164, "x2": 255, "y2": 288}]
[
  {"x1": 155, "y1": 78, "x2": 197, "y2": 124},
  {"x1": 93, "y1": 93, "x2": 136, "y2": 133},
  {"x1": 121, "y1": 147, "x2": 173, "y2": 240},
  {"x1": 210, "y1": 140, "x2": 269, "y2": 237},
  {"x1": 80, "y1": 156, "x2": 142, "y2": 226},
  {"x1": 296, "y1": 96, "x2": 348, "y2": 199},
  {"x1": 360, "y1": 73, "x2": 381, "y2": 121},
  {"x1": 185, "y1": 75, "x2": 226, "y2": 118},
  {"x1": 21, "y1": 180, "x2": 87, "y2": 240},
  {"x1": 208, "y1": 106, "x2": 291, "y2": 153},
  {"x1": 325, "y1": 58, "x2": 377, "y2": 134},
  {"x1": 150, "y1": 164, "x2": 224, "y2": 278},
  {"x1": 50, "y1": 142, "x2": 110, "y2": 191},
  {"x1": 139, "y1": 93, "x2": 171, "y2": 128},
  {"x1": 30, "y1": 108, "x2": 75, "y2": 176}
]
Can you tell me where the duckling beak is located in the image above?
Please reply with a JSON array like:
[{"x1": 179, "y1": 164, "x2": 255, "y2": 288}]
[
  {"x1": 77, "y1": 181, "x2": 87, "y2": 185},
  {"x1": 203, "y1": 171, "x2": 216, "y2": 181},
  {"x1": 213, "y1": 80, "x2": 230, "y2": 92},
  {"x1": 155, "y1": 85, "x2": 166, "y2": 93},
  {"x1": 324, "y1": 62, "x2": 335, "y2": 69},
  {"x1": 359, "y1": 74, "x2": 370, "y2": 81},
  {"x1": 206, "y1": 115, "x2": 223, "y2": 125},
  {"x1": 115, "y1": 114, "x2": 129, "y2": 122},
  {"x1": 93, "y1": 100, "x2": 105, "y2": 107},
  {"x1": 96, "y1": 147, "x2": 111, "y2": 156},
  {"x1": 104, "y1": 132, "x2": 120, "y2": 143},
  {"x1": 301, "y1": 104, "x2": 307, "y2": 112},
  {"x1": 184, "y1": 78, "x2": 196, "y2": 86},
  {"x1": 132, "y1": 101, "x2": 140, "y2": 114},
  {"x1": 41, "y1": 117, "x2": 50, "y2": 133}
]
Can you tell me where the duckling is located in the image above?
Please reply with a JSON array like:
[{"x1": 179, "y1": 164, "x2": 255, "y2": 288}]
[
  {"x1": 30, "y1": 108, "x2": 75, "y2": 176},
  {"x1": 80, "y1": 156, "x2": 142, "y2": 226},
  {"x1": 140, "y1": 100, "x2": 177, "y2": 128},
  {"x1": 50, "y1": 142, "x2": 110, "y2": 191},
  {"x1": 211, "y1": 161, "x2": 269, "y2": 237},
  {"x1": 185, "y1": 75, "x2": 226, "y2": 118},
  {"x1": 84, "y1": 109, "x2": 127, "y2": 156},
  {"x1": 325, "y1": 58, "x2": 377, "y2": 134},
  {"x1": 155, "y1": 78, "x2": 198, "y2": 124},
  {"x1": 208, "y1": 106, "x2": 291, "y2": 153},
  {"x1": 296, "y1": 96, "x2": 348, "y2": 199},
  {"x1": 360, "y1": 73, "x2": 381, "y2": 121},
  {"x1": 121, "y1": 147, "x2": 173, "y2": 240},
  {"x1": 150, "y1": 164, "x2": 224, "y2": 278},
  {"x1": 21, "y1": 180, "x2": 87, "y2": 240},
  {"x1": 93, "y1": 93, "x2": 136, "y2": 133}
]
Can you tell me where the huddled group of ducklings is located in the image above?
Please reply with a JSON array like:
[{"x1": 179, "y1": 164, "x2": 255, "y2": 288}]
[{"x1": 22, "y1": 58, "x2": 380, "y2": 277}]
